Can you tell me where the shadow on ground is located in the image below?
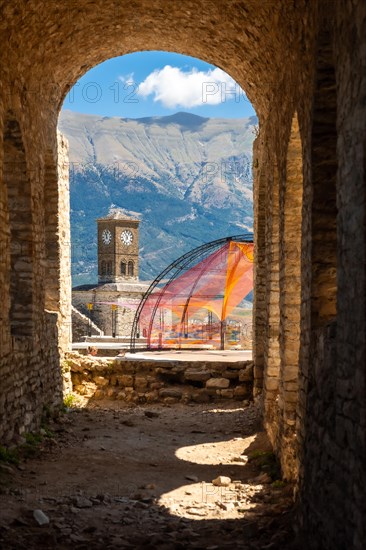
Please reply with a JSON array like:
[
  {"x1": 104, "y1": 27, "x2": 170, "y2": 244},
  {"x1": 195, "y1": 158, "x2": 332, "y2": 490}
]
[{"x1": 0, "y1": 402, "x2": 296, "y2": 549}]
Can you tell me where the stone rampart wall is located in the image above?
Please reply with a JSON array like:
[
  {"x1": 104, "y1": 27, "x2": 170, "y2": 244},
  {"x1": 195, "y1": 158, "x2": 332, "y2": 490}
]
[
  {"x1": 71, "y1": 306, "x2": 104, "y2": 342},
  {"x1": 0, "y1": 313, "x2": 62, "y2": 443},
  {"x1": 0, "y1": 130, "x2": 70, "y2": 444},
  {"x1": 72, "y1": 290, "x2": 141, "y2": 338},
  {"x1": 295, "y1": 3, "x2": 366, "y2": 548},
  {"x1": 66, "y1": 353, "x2": 253, "y2": 405}
]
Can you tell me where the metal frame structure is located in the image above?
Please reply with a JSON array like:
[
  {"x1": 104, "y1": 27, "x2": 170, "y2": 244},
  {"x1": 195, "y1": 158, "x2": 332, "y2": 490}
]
[{"x1": 130, "y1": 233, "x2": 253, "y2": 351}]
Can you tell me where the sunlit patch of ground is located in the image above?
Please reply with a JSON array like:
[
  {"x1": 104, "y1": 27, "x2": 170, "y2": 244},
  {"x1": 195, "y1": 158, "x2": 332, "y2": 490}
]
[
  {"x1": 159, "y1": 479, "x2": 264, "y2": 520},
  {"x1": 0, "y1": 402, "x2": 295, "y2": 549},
  {"x1": 175, "y1": 434, "x2": 257, "y2": 465}
]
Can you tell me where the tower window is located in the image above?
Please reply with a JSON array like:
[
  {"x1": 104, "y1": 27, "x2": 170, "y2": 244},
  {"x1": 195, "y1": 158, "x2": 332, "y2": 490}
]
[
  {"x1": 121, "y1": 261, "x2": 127, "y2": 275},
  {"x1": 128, "y1": 261, "x2": 134, "y2": 277},
  {"x1": 101, "y1": 260, "x2": 106, "y2": 275},
  {"x1": 106, "y1": 262, "x2": 112, "y2": 275}
]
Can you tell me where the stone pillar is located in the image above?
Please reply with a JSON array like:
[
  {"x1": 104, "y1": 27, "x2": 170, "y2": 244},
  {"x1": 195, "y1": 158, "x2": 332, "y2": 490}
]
[
  {"x1": 0, "y1": 103, "x2": 65, "y2": 442},
  {"x1": 56, "y1": 132, "x2": 72, "y2": 352},
  {"x1": 0, "y1": 114, "x2": 10, "y2": 358},
  {"x1": 262, "y1": 155, "x2": 281, "y2": 445},
  {"x1": 3, "y1": 114, "x2": 34, "y2": 339},
  {"x1": 278, "y1": 113, "x2": 303, "y2": 479},
  {"x1": 44, "y1": 132, "x2": 71, "y2": 352},
  {"x1": 252, "y1": 132, "x2": 267, "y2": 395}
]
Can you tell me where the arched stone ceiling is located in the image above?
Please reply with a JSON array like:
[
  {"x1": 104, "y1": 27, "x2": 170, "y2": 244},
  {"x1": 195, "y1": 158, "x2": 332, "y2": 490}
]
[{"x1": 0, "y1": 0, "x2": 309, "y2": 119}]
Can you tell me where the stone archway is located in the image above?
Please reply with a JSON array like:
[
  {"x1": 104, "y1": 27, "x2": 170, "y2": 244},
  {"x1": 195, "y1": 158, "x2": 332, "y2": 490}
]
[
  {"x1": 0, "y1": 0, "x2": 319, "y2": 479},
  {"x1": 1, "y1": 2, "x2": 366, "y2": 548}
]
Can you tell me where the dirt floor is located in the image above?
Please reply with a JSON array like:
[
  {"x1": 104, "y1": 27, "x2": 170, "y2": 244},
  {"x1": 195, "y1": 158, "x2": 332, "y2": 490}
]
[{"x1": 0, "y1": 401, "x2": 297, "y2": 549}]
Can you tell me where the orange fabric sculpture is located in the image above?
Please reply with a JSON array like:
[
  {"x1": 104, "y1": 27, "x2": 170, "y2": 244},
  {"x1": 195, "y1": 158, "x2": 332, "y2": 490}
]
[{"x1": 139, "y1": 241, "x2": 253, "y2": 348}]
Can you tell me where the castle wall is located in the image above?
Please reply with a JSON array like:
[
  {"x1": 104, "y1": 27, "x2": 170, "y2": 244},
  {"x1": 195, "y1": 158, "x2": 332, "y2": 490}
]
[
  {"x1": 0, "y1": 1, "x2": 365, "y2": 547},
  {"x1": 0, "y1": 127, "x2": 70, "y2": 442},
  {"x1": 71, "y1": 305, "x2": 104, "y2": 342},
  {"x1": 65, "y1": 352, "x2": 253, "y2": 405},
  {"x1": 72, "y1": 289, "x2": 145, "y2": 339}
]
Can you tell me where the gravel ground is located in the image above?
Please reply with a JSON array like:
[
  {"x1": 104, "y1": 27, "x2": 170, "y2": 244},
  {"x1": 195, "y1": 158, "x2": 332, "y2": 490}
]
[{"x1": 0, "y1": 401, "x2": 297, "y2": 549}]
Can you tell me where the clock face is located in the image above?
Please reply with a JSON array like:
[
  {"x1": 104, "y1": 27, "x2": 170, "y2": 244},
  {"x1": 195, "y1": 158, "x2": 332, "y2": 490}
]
[
  {"x1": 121, "y1": 230, "x2": 133, "y2": 246},
  {"x1": 102, "y1": 228, "x2": 112, "y2": 245}
]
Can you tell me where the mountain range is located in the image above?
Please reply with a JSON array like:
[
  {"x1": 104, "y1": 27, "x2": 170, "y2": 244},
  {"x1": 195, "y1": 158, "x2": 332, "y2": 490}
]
[{"x1": 58, "y1": 110, "x2": 256, "y2": 285}]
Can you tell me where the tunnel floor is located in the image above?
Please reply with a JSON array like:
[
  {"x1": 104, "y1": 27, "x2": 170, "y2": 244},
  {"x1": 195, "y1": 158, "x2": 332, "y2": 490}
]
[{"x1": 0, "y1": 401, "x2": 296, "y2": 549}]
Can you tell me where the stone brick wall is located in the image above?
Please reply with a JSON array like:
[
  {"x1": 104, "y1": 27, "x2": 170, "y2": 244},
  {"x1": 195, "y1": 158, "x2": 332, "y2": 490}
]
[
  {"x1": 276, "y1": 114, "x2": 303, "y2": 480},
  {"x1": 262, "y1": 151, "x2": 281, "y2": 457},
  {"x1": 0, "y1": 314, "x2": 62, "y2": 444},
  {"x1": 71, "y1": 305, "x2": 104, "y2": 342},
  {"x1": 251, "y1": 2, "x2": 366, "y2": 546},
  {"x1": 0, "y1": 1, "x2": 365, "y2": 548},
  {"x1": 252, "y1": 134, "x2": 266, "y2": 397},
  {"x1": 72, "y1": 288, "x2": 144, "y2": 338},
  {"x1": 65, "y1": 352, "x2": 253, "y2": 405},
  {"x1": 296, "y1": 3, "x2": 366, "y2": 548},
  {"x1": 0, "y1": 126, "x2": 70, "y2": 443},
  {"x1": 56, "y1": 133, "x2": 72, "y2": 353}
]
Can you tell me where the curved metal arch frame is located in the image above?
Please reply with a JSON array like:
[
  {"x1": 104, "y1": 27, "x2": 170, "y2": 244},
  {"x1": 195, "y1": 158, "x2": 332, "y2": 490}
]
[{"x1": 130, "y1": 233, "x2": 253, "y2": 351}]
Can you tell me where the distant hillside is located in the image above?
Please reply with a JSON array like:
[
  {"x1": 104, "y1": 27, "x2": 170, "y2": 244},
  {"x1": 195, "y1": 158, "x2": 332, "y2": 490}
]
[{"x1": 58, "y1": 110, "x2": 256, "y2": 285}]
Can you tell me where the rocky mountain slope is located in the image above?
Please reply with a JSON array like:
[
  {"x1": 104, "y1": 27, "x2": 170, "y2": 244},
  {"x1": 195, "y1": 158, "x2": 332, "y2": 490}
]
[{"x1": 58, "y1": 110, "x2": 256, "y2": 285}]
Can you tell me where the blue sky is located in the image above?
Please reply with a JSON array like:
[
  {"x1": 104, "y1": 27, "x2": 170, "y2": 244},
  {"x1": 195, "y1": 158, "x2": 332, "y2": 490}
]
[{"x1": 62, "y1": 51, "x2": 255, "y2": 119}]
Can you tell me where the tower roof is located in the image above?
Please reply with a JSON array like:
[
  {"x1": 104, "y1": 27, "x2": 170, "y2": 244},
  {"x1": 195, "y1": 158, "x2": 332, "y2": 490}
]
[{"x1": 97, "y1": 207, "x2": 141, "y2": 222}]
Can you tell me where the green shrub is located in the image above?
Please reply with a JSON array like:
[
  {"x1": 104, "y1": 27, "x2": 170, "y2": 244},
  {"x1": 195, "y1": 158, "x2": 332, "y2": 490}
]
[
  {"x1": 63, "y1": 394, "x2": 76, "y2": 408},
  {"x1": 40, "y1": 425, "x2": 54, "y2": 438},
  {"x1": 271, "y1": 480, "x2": 286, "y2": 489},
  {"x1": 248, "y1": 450, "x2": 281, "y2": 480},
  {"x1": 0, "y1": 446, "x2": 19, "y2": 465},
  {"x1": 24, "y1": 432, "x2": 42, "y2": 445},
  {"x1": 61, "y1": 361, "x2": 71, "y2": 374}
]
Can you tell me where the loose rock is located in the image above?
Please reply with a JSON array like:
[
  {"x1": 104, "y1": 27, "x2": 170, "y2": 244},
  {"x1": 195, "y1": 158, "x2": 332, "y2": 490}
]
[
  {"x1": 33, "y1": 509, "x2": 50, "y2": 526},
  {"x1": 212, "y1": 476, "x2": 232, "y2": 487},
  {"x1": 185, "y1": 475, "x2": 199, "y2": 482},
  {"x1": 186, "y1": 507, "x2": 207, "y2": 516},
  {"x1": 73, "y1": 496, "x2": 93, "y2": 508},
  {"x1": 144, "y1": 411, "x2": 160, "y2": 418},
  {"x1": 254, "y1": 472, "x2": 272, "y2": 484},
  {"x1": 206, "y1": 378, "x2": 230, "y2": 389}
]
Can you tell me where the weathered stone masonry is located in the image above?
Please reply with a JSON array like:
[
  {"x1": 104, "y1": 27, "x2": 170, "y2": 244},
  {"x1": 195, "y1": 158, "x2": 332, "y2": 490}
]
[
  {"x1": 65, "y1": 352, "x2": 253, "y2": 405},
  {"x1": 0, "y1": 109, "x2": 71, "y2": 442},
  {"x1": 0, "y1": 2, "x2": 365, "y2": 549}
]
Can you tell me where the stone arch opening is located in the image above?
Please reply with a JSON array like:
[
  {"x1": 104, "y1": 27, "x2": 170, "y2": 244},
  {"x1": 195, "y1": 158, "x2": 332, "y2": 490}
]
[
  {"x1": 3, "y1": 113, "x2": 34, "y2": 338},
  {"x1": 62, "y1": 49, "x2": 258, "y2": 349},
  {"x1": 0, "y1": 4, "x2": 365, "y2": 548},
  {"x1": 2, "y1": 0, "x2": 309, "y2": 504},
  {"x1": 311, "y1": 30, "x2": 338, "y2": 327}
]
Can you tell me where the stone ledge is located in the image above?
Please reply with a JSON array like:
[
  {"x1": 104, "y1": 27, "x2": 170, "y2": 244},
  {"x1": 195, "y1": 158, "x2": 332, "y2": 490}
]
[{"x1": 65, "y1": 352, "x2": 253, "y2": 404}]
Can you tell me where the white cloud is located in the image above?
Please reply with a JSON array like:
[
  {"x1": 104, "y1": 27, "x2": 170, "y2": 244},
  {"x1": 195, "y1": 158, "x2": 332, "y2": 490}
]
[
  {"x1": 119, "y1": 72, "x2": 135, "y2": 85},
  {"x1": 134, "y1": 65, "x2": 243, "y2": 109}
]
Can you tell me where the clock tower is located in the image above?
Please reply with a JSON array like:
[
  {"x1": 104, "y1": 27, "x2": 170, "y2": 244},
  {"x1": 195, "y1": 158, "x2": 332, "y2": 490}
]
[{"x1": 97, "y1": 209, "x2": 140, "y2": 284}]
